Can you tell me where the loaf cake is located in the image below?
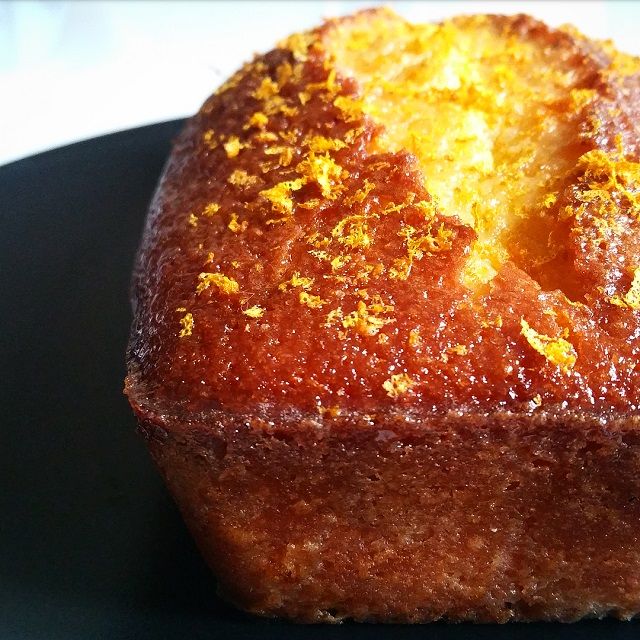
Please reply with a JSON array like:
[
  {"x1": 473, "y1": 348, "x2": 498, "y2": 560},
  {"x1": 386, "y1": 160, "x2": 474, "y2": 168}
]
[{"x1": 125, "y1": 8, "x2": 640, "y2": 622}]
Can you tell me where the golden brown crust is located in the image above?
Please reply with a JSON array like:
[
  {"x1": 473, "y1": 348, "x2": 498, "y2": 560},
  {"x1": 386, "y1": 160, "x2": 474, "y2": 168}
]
[
  {"x1": 125, "y1": 9, "x2": 640, "y2": 622},
  {"x1": 127, "y1": 10, "x2": 640, "y2": 418}
]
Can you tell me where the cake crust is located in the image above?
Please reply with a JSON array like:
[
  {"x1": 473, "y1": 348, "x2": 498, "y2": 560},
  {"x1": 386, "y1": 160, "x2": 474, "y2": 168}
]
[
  {"x1": 126, "y1": 9, "x2": 640, "y2": 622},
  {"x1": 134, "y1": 404, "x2": 640, "y2": 622},
  {"x1": 128, "y1": 10, "x2": 640, "y2": 417}
]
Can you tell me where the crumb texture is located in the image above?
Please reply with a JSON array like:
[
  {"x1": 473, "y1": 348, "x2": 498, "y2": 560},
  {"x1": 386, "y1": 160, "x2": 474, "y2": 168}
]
[{"x1": 146, "y1": 415, "x2": 640, "y2": 623}]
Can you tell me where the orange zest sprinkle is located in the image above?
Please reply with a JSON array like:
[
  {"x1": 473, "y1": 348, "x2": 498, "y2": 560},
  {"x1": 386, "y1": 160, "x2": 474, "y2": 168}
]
[
  {"x1": 520, "y1": 319, "x2": 577, "y2": 373},
  {"x1": 178, "y1": 312, "x2": 194, "y2": 337},
  {"x1": 196, "y1": 272, "x2": 240, "y2": 295},
  {"x1": 243, "y1": 305, "x2": 265, "y2": 318},
  {"x1": 383, "y1": 373, "x2": 415, "y2": 398}
]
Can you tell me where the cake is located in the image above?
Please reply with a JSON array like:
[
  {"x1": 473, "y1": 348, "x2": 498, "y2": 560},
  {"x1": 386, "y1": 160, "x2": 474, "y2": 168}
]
[{"x1": 125, "y1": 8, "x2": 640, "y2": 622}]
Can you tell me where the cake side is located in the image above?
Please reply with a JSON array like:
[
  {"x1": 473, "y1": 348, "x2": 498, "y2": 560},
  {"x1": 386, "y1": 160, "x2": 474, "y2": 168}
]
[
  {"x1": 127, "y1": 9, "x2": 640, "y2": 419},
  {"x1": 137, "y1": 407, "x2": 640, "y2": 622}
]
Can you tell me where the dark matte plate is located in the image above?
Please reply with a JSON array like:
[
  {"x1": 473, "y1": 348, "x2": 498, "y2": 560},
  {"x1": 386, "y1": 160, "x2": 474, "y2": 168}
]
[{"x1": 0, "y1": 122, "x2": 638, "y2": 640}]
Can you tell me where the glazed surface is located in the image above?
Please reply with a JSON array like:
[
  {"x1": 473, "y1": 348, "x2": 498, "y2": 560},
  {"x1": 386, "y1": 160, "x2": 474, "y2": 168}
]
[{"x1": 127, "y1": 10, "x2": 640, "y2": 417}]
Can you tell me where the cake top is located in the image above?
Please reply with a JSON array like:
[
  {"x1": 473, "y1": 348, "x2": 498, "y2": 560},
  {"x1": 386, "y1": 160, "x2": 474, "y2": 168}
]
[{"x1": 127, "y1": 9, "x2": 640, "y2": 419}]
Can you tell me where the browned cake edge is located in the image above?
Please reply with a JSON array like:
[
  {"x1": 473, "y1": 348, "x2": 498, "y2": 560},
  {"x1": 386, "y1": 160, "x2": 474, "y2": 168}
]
[{"x1": 129, "y1": 394, "x2": 640, "y2": 623}]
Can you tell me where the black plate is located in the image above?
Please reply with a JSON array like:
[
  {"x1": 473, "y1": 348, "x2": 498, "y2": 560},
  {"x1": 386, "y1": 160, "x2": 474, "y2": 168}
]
[{"x1": 1, "y1": 122, "x2": 638, "y2": 639}]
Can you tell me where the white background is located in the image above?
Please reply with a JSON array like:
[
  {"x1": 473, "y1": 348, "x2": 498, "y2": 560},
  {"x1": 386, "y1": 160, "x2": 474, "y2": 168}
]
[{"x1": 1, "y1": 0, "x2": 639, "y2": 166}]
